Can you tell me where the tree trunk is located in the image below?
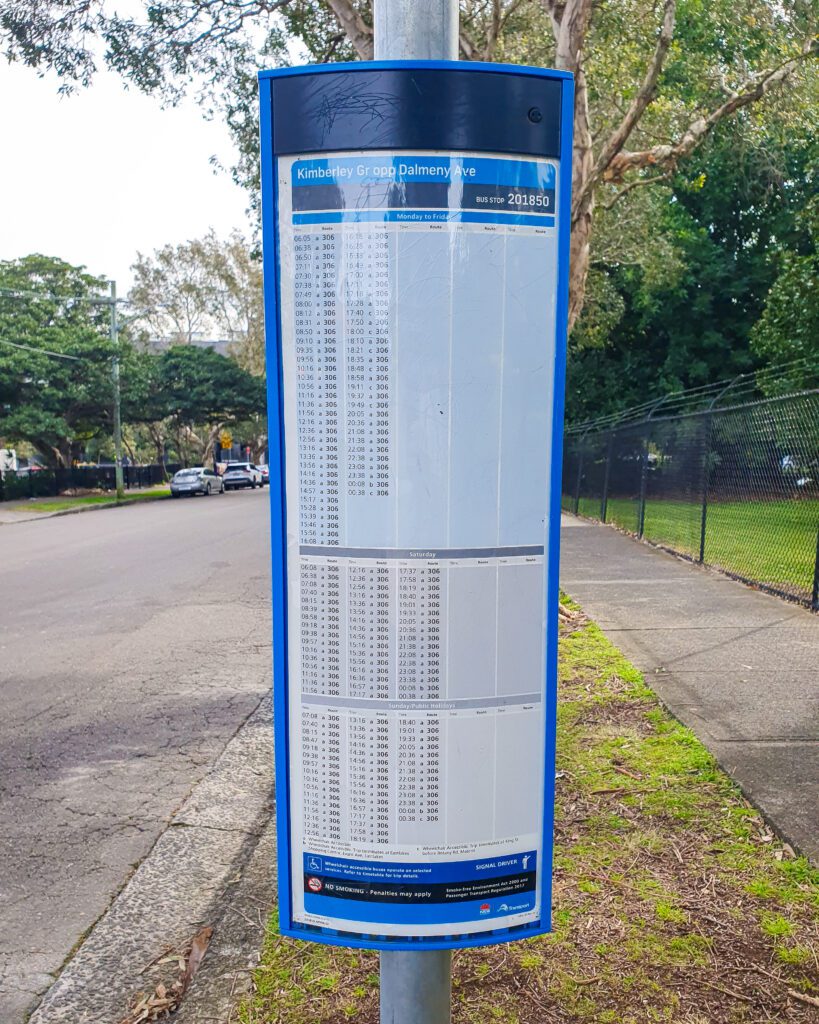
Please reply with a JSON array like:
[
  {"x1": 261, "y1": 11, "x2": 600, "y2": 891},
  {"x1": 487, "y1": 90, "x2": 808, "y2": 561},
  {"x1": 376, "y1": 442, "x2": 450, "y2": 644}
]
[
  {"x1": 251, "y1": 434, "x2": 268, "y2": 464},
  {"x1": 568, "y1": 63, "x2": 594, "y2": 334},
  {"x1": 202, "y1": 423, "x2": 222, "y2": 467},
  {"x1": 56, "y1": 439, "x2": 72, "y2": 469}
]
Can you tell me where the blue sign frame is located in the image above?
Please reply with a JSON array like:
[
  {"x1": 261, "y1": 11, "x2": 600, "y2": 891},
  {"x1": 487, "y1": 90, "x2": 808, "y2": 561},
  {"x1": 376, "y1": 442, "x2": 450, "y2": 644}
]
[{"x1": 260, "y1": 60, "x2": 574, "y2": 951}]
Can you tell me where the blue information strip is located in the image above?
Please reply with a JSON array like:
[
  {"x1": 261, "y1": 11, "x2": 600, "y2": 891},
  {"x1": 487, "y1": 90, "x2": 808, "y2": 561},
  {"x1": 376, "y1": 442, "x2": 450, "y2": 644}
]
[
  {"x1": 303, "y1": 852, "x2": 538, "y2": 926},
  {"x1": 292, "y1": 156, "x2": 556, "y2": 189},
  {"x1": 290, "y1": 154, "x2": 556, "y2": 222}
]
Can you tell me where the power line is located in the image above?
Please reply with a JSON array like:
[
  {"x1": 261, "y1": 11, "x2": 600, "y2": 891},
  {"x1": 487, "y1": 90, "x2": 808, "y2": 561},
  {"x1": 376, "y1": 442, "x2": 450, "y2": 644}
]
[
  {"x1": 0, "y1": 286, "x2": 120, "y2": 305},
  {"x1": 0, "y1": 338, "x2": 83, "y2": 361}
]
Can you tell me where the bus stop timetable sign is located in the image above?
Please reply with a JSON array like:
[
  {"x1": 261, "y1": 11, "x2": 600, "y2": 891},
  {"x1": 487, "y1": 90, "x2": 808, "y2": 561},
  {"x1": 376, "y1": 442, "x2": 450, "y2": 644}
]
[{"x1": 259, "y1": 61, "x2": 574, "y2": 951}]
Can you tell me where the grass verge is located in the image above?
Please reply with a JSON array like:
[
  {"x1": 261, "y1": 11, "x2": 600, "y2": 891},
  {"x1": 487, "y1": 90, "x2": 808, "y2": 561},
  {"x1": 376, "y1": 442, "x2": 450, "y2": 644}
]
[
  {"x1": 573, "y1": 496, "x2": 819, "y2": 598},
  {"x1": 16, "y1": 488, "x2": 171, "y2": 513},
  {"x1": 239, "y1": 598, "x2": 819, "y2": 1024}
]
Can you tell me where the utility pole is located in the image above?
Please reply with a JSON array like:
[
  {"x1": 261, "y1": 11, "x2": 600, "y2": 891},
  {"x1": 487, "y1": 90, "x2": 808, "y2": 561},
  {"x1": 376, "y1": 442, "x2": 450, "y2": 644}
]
[
  {"x1": 109, "y1": 280, "x2": 125, "y2": 499},
  {"x1": 374, "y1": 3, "x2": 458, "y2": 1022}
]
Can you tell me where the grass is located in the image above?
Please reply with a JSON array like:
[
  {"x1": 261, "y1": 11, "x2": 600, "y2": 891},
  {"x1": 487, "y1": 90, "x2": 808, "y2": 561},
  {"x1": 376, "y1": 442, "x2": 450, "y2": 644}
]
[
  {"x1": 16, "y1": 487, "x2": 170, "y2": 513},
  {"x1": 572, "y1": 495, "x2": 819, "y2": 598},
  {"x1": 239, "y1": 599, "x2": 819, "y2": 1024}
]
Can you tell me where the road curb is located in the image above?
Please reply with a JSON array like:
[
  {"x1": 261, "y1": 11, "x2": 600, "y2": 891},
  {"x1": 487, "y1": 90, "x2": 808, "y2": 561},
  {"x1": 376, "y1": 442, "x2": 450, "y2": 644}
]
[
  {"x1": 28, "y1": 697, "x2": 276, "y2": 1024},
  {"x1": 0, "y1": 494, "x2": 172, "y2": 524}
]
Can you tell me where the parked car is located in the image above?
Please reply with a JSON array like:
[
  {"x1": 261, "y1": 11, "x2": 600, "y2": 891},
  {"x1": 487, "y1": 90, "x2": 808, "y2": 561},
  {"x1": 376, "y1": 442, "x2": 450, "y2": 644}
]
[
  {"x1": 222, "y1": 462, "x2": 263, "y2": 490},
  {"x1": 258, "y1": 464, "x2": 270, "y2": 485},
  {"x1": 170, "y1": 467, "x2": 224, "y2": 497}
]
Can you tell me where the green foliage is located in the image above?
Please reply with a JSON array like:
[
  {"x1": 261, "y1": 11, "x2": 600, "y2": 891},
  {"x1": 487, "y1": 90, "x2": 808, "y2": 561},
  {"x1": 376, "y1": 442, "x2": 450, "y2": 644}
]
[
  {"x1": 159, "y1": 344, "x2": 266, "y2": 425},
  {"x1": 569, "y1": 113, "x2": 819, "y2": 420},
  {"x1": 14, "y1": 489, "x2": 170, "y2": 513},
  {"x1": 752, "y1": 194, "x2": 819, "y2": 391},
  {"x1": 0, "y1": 254, "x2": 116, "y2": 466},
  {"x1": 0, "y1": 253, "x2": 266, "y2": 467}
]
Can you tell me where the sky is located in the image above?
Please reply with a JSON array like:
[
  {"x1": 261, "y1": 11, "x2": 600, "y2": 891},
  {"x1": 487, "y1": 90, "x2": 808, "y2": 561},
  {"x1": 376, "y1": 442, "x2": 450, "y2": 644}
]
[{"x1": 0, "y1": 59, "x2": 251, "y2": 293}]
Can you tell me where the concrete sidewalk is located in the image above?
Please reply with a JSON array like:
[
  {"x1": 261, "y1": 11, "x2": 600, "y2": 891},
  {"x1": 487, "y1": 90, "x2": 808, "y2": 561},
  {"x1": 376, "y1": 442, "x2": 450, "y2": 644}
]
[{"x1": 560, "y1": 515, "x2": 818, "y2": 863}]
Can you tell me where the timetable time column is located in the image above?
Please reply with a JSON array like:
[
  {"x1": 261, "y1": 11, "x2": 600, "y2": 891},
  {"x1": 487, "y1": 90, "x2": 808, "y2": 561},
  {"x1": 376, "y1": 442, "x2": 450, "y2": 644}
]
[{"x1": 316, "y1": 231, "x2": 342, "y2": 545}]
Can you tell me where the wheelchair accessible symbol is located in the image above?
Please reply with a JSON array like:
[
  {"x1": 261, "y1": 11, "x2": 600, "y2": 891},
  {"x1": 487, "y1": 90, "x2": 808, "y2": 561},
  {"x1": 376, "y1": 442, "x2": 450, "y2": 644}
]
[{"x1": 308, "y1": 855, "x2": 323, "y2": 872}]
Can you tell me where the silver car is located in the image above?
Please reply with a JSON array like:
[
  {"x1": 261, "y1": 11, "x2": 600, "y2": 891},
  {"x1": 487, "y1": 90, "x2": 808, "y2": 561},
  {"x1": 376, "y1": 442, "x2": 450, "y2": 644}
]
[{"x1": 170, "y1": 467, "x2": 224, "y2": 497}]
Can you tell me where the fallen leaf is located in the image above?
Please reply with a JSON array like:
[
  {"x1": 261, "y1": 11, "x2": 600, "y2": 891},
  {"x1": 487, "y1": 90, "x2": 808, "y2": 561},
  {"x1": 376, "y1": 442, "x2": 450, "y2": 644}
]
[
  {"x1": 120, "y1": 924, "x2": 214, "y2": 1023},
  {"x1": 181, "y1": 925, "x2": 214, "y2": 995}
]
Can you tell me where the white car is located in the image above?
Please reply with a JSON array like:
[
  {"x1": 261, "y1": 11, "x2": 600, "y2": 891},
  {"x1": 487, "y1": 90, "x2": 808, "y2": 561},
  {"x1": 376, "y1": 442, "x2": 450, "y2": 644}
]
[{"x1": 222, "y1": 462, "x2": 263, "y2": 490}]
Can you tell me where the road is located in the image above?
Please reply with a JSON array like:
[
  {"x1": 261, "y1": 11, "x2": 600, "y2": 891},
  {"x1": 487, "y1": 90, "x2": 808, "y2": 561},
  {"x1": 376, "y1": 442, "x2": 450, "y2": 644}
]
[{"x1": 0, "y1": 490, "x2": 272, "y2": 1022}]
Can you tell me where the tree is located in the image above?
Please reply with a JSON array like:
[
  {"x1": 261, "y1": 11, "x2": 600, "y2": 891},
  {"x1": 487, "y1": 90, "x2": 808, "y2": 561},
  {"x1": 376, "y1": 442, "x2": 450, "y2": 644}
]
[
  {"x1": 0, "y1": 254, "x2": 117, "y2": 466},
  {"x1": 751, "y1": 194, "x2": 819, "y2": 393},
  {"x1": 119, "y1": 345, "x2": 171, "y2": 464},
  {"x1": 158, "y1": 344, "x2": 266, "y2": 464},
  {"x1": 129, "y1": 231, "x2": 265, "y2": 375},
  {"x1": 2, "y1": 0, "x2": 814, "y2": 330},
  {"x1": 203, "y1": 232, "x2": 266, "y2": 376},
  {"x1": 565, "y1": 108, "x2": 818, "y2": 420},
  {"x1": 129, "y1": 244, "x2": 214, "y2": 345}
]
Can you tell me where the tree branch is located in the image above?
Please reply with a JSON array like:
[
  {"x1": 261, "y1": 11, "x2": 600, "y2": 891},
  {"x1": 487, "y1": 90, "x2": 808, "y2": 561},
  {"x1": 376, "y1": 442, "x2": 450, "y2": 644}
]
[
  {"x1": 483, "y1": 0, "x2": 502, "y2": 60},
  {"x1": 324, "y1": 0, "x2": 373, "y2": 60},
  {"x1": 538, "y1": 0, "x2": 563, "y2": 45},
  {"x1": 600, "y1": 172, "x2": 672, "y2": 210},
  {"x1": 603, "y1": 39, "x2": 817, "y2": 184},
  {"x1": 582, "y1": 0, "x2": 676, "y2": 200},
  {"x1": 500, "y1": 0, "x2": 529, "y2": 31},
  {"x1": 459, "y1": 26, "x2": 478, "y2": 60}
]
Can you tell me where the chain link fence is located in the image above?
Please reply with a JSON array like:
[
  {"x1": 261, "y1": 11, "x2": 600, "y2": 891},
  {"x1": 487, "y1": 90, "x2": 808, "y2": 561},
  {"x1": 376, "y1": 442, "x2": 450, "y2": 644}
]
[{"x1": 563, "y1": 389, "x2": 819, "y2": 610}]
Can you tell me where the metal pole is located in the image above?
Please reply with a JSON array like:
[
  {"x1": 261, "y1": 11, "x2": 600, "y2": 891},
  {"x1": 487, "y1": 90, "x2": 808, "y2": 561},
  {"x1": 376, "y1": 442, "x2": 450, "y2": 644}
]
[
  {"x1": 811, "y1": 527, "x2": 819, "y2": 612},
  {"x1": 638, "y1": 430, "x2": 649, "y2": 539},
  {"x1": 374, "y1": 0, "x2": 458, "y2": 60},
  {"x1": 374, "y1": 2, "x2": 456, "y2": 1021},
  {"x1": 698, "y1": 414, "x2": 713, "y2": 563},
  {"x1": 380, "y1": 949, "x2": 452, "y2": 1024},
  {"x1": 573, "y1": 438, "x2": 584, "y2": 515},
  {"x1": 697, "y1": 378, "x2": 739, "y2": 564},
  {"x1": 600, "y1": 431, "x2": 613, "y2": 523},
  {"x1": 110, "y1": 280, "x2": 125, "y2": 500}
]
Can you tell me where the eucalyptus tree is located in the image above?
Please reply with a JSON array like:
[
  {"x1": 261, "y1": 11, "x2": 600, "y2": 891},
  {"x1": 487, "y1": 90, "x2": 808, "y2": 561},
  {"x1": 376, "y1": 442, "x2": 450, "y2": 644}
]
[
  {"x1": 2, "y1": 0, "x2": 815, "y2": 330},
  {"x1": 129, "y1": 230, "x2": 265, "y2": 375}
]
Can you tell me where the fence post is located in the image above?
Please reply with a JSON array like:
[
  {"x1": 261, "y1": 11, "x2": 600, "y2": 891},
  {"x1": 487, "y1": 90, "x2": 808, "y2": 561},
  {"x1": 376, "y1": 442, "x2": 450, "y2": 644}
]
[
  {"x1": 573, "y1": 452, "x2": 582, "y2": 515},
  {"x1": 600, "y1": 431, "x2": 613, "y2": 523},
  {"x1": 573, "y1": 429, "x2": 590, "y2": 515},
  {"x1": 637, "y1": 394, "x2": 675, "y2": 539},
  {"x1": 637, "y1": 430, "x2": 649, "y2": 538},
  {"x1": 812, "y1": 528, "x2": 819, "y2": 612},
  {"x1": 698, "y1": 414, "x2": 713, "y2": 563}
]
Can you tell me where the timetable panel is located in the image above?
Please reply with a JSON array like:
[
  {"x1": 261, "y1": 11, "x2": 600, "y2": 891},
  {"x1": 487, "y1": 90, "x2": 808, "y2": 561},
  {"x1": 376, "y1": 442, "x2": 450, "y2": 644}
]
[{"x1": 277, "y1": 150, "x2": 560, "y2": 939}]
